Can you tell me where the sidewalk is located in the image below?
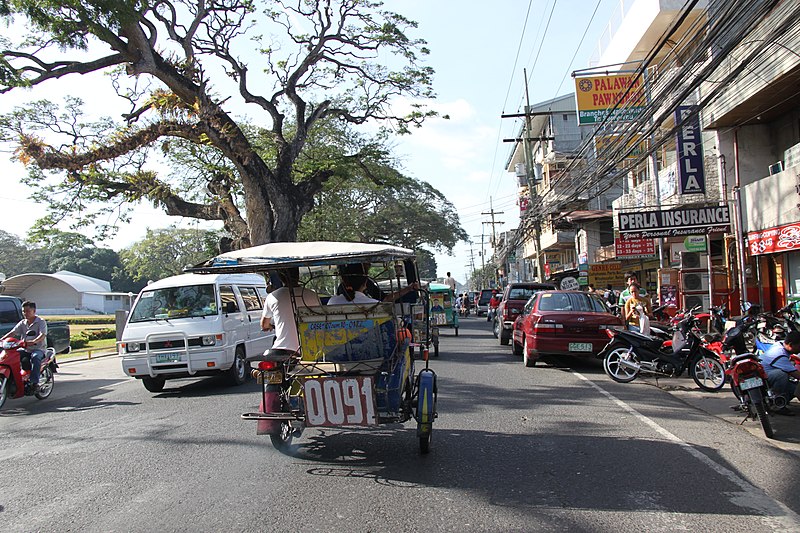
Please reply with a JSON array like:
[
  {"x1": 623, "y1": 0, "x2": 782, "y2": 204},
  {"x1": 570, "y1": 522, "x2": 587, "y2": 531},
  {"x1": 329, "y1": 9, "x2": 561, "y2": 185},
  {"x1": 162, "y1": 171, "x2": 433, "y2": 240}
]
[{"x1": 647, "y1": 376, "x2": 800, "y2": 454}]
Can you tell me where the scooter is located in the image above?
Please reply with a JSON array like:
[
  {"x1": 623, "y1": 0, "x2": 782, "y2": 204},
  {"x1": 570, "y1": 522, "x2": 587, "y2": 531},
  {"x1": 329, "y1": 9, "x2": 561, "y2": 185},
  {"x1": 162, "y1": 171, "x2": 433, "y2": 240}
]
[
  {"x1": 598, "y1": 307, "x2": 726, "y2": 391},
  {"x1": 0, "y1": 333, "x2": 57, "y2": 409}
]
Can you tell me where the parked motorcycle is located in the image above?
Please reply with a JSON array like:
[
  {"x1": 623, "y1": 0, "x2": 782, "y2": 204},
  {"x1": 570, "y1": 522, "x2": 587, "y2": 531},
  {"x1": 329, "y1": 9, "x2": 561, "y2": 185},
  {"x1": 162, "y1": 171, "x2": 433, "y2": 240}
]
[
  {"x1": 726, "y1": 351, "x2": 780, "y2": 438},
  {"x1": 0, "y1": 333, "x2": 57, "y2": 409},
  {"x1": 598, "y1": 307, "x2": 726, "y2": 391}
]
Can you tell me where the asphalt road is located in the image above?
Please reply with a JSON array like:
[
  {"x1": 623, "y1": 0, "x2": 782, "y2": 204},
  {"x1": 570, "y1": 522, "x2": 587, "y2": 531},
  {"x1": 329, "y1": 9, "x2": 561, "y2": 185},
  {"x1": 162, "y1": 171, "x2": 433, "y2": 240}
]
[{"x1": 2, "y1": 316, "x2": 800, "y2": 532}]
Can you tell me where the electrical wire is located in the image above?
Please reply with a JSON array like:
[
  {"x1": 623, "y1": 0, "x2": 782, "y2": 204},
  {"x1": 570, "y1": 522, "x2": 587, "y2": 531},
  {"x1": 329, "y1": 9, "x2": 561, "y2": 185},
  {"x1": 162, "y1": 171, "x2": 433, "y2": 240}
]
[{"x1": 506, "y1": 0, "x2": 788, "y2": 253}]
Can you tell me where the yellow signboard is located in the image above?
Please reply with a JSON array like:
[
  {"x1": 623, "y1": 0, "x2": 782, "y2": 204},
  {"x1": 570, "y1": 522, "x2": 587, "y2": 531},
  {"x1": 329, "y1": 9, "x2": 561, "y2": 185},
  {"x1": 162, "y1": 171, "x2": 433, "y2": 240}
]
[
  {"x1": 575, "y1": 74, "x2": 645, "y2": 125},
  {"x1": 588, "y1": 262, "x2": 624, "y2": 287},
  {"x1": 594, "y1": 134, "x2": 647, "y2": 160}
]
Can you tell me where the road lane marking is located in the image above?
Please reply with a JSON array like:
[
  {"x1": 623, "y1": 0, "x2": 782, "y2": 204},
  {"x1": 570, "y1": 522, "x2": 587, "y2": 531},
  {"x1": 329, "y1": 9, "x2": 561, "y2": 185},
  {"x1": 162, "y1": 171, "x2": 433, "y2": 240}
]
[{"x1": 574, "y1": 371, "x2": 800, "y2": 530}]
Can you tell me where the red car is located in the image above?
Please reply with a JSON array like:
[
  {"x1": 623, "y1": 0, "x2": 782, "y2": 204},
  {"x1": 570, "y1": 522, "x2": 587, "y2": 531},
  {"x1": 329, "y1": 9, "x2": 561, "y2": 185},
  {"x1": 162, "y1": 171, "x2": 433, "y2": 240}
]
[{"x1": 512, "y1": 290, "x2": 623, "y2": 367}]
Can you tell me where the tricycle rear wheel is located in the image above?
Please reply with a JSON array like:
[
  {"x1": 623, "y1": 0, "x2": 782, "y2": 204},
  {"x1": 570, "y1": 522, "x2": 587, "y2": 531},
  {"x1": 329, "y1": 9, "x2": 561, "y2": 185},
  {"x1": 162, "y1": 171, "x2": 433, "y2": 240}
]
[{"x1": 269, "y1": 421, "x2": 293, "y2": 450}]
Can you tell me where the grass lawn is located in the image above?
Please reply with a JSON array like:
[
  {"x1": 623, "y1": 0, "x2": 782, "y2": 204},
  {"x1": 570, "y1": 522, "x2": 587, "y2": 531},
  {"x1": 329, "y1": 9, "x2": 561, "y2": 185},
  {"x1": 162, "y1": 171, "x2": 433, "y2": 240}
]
[
  {"x1": 44, "y1": 316, "x2": 119, "y2": 360},
  {"x1": 61, "y1": 338, "x2": 118, "y2": 360}
]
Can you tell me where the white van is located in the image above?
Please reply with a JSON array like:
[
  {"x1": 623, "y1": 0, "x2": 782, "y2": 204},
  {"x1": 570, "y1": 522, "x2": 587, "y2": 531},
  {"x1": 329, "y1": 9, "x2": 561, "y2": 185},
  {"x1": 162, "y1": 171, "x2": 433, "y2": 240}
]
[{"x1": 119, "y1": 273, "x2": 274, "y2": 392}]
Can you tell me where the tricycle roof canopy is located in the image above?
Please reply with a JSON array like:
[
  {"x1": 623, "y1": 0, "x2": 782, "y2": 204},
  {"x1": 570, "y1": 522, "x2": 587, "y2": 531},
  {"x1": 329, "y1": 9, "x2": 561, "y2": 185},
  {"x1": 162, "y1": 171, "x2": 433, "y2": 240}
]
[{"x1": 188, "y1": 241, "x2": 416, "y2": 273}]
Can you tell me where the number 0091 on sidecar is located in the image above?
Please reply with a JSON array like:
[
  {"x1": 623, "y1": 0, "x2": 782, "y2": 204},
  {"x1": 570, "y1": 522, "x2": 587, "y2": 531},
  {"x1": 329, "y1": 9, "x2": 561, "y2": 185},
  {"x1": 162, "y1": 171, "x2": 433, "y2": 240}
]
[{"x1": 188, "y1": 241, "x2": 438, "y2": 454}]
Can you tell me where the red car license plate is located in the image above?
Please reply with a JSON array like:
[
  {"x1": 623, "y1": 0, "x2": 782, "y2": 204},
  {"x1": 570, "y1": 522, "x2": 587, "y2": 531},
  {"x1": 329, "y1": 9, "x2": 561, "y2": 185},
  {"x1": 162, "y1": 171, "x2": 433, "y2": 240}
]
[{"x1": 303, "y1": 376, "x2": 378, "y2": 427}]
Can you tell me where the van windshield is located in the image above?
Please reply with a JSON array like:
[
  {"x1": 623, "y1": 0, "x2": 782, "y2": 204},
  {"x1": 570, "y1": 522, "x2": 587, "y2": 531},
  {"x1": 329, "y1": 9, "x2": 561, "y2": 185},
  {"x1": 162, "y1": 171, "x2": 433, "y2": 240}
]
[{"x1": 130, "y1": 284, "x2": 217, "y2": 322}]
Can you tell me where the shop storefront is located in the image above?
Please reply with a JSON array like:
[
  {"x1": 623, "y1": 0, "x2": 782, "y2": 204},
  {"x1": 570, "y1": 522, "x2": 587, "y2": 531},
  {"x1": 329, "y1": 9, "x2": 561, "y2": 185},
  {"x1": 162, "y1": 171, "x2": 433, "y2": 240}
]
[{"x1": 746, "y1": 221, "x2": 800, "y2": 310}]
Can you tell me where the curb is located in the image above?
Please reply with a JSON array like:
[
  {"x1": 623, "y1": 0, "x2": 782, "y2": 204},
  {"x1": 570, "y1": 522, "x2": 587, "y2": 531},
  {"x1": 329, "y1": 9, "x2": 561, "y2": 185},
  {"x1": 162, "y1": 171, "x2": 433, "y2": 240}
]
[{"x1": 59, "y1": 351, "x2": 118, "y2": 364}]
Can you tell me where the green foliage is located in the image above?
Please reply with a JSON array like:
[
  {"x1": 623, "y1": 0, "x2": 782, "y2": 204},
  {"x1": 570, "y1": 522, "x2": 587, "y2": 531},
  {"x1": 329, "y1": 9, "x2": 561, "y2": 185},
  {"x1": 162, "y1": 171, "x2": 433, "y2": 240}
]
[
  {"x1": 297, "y1": 154, "x2": 467, "y2": 253},
  {"x1": 53, "y1": 315, "x2": 115, "y2": 325},
  {"x1": 470, "y1": 263, "x2": 499, "y2": 290},
  {"x1": 0, "y1": 1, "x2": 439, "y2": 246},
  {"x1": 70, "y1": 327, "x2": 115, "y2": 349},
  {"x1": 118, "y1": 226, "x2": 222, "y2": 286},
  {"x1": 415, "y1": 248, "x2": 437, "y2": 280}
]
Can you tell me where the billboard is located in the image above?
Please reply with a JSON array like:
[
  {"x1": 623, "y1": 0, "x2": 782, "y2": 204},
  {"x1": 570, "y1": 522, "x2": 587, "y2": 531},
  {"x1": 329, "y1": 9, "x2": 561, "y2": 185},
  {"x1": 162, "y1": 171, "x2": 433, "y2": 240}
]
[
  {"x1": 574, "y1": 73, "x2": 645, "y2": 125},
  {"x1": 618, "y1": 206, "x2": 731, "y2": 238},
  {"x1": 675, "y1": 106, "x2": 705, "y2": 194}
]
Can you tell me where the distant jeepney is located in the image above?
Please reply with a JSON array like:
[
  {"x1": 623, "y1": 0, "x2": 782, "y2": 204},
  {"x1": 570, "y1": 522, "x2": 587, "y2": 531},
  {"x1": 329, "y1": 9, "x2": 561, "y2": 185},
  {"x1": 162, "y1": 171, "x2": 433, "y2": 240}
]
[{"x1": 119, "y1": 273, "x2": 274, "y2": 392}]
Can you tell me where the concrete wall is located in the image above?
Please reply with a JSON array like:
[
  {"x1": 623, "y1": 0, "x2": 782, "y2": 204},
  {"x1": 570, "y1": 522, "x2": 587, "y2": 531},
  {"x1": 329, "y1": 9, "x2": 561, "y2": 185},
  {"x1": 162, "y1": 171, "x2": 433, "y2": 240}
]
[{"x1": 741, "y1": 166, "x2": 800, "y2": 232}]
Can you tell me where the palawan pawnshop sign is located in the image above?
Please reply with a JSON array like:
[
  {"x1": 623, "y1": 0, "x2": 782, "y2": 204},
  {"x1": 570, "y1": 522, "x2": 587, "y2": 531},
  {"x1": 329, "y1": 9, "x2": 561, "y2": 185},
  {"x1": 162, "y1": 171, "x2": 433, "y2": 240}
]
[{"x1": 618, "y1": 206, "x2": 730, "y2": 238}]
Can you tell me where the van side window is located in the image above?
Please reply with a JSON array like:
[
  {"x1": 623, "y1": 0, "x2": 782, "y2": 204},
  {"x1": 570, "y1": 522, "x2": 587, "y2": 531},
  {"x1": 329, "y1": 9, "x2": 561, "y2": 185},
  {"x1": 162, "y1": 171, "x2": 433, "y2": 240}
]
[
  {"x1": 239, "y1": 286, "x2": 261, "y2": 311},
  {"x1": 219, "y1": 286, "x2": 240, "y2": 313},
  {"x1": 256, "y1": 287, "x2": 268, "y2": 305}
]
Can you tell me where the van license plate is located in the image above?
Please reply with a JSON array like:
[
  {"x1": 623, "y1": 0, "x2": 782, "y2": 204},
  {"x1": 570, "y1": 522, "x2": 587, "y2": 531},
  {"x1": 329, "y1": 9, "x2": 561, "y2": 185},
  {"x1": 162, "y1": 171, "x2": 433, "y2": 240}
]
[
  {"x1": 568, "y1": 342, "x2": 593, "y2": 352},
  {"x1": 154, "y1": 353, "x2": 181, "y2": 363},
  {"x1": 740, "y1": 376, "x2": 763, "y2": 390}
]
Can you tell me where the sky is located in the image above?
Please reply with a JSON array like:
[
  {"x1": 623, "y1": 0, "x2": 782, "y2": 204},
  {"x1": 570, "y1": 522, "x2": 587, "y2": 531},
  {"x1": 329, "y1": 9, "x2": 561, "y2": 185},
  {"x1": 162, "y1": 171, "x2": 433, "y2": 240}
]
[{"x1": 0, "y1": 0, "x2": 620, "y2": 285}]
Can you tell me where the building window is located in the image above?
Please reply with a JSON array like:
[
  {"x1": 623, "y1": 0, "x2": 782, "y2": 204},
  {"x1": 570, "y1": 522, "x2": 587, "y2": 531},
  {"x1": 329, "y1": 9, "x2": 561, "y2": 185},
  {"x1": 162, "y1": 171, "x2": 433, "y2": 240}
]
[{"x1": 105, "y1": 295, "x2": 112, "y2": 301}]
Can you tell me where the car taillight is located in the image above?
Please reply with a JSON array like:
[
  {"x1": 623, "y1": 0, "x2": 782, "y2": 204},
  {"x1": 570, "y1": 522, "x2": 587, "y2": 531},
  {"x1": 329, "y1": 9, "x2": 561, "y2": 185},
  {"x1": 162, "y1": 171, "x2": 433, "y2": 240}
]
[{"x1": 533, "y1": 322, "x2": 563, "y2": 331}]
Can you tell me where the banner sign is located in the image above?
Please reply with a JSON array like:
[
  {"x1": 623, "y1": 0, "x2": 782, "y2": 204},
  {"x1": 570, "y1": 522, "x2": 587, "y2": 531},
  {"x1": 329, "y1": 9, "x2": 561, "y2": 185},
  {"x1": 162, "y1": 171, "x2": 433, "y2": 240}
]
[
  {"x1": 614, "y1": 237, "x2": 656, "y2": 257},
  {"x1": 675, "y1": 106, "x2": 705, "y2": 194},
  {"x1": 747, "y1": 222, "x2": 800, "y2": 255},
  {"x1": 594, "y1": 134, "x2": 647, "y2": 159},
  {"x1": 588, "y1": 262, "x2": 623, "y2": 287},
  {"x1": 618, "y1": 205, "x2": 731, "y2": 238},
  {"x1": 575, "y1": 73, "x2": 645, "y2": 125}
]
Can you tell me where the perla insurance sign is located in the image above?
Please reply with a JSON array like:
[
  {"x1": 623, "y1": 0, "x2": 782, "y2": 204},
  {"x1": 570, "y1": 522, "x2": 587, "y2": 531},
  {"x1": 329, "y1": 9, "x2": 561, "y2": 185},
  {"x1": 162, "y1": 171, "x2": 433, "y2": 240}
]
[
  {"x1": 675, "y1": 106, "x2": 705, "y2": 194},
  {"x1": 618, "y1": 206, "x2": 730, "y2": 238}
]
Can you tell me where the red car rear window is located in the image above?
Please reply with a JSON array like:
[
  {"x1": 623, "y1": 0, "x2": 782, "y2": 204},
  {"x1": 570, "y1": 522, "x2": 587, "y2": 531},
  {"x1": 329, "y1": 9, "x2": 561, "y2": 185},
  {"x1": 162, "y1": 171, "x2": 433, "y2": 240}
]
[{"x1": 537, "y1": 292, "x2": 607, "y2": 312}]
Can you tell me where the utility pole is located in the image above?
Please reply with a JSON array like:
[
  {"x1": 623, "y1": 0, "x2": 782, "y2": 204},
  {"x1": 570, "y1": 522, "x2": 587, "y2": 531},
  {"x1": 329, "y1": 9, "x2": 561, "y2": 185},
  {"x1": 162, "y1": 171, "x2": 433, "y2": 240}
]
[
  {"x1": 481, "y1": 196, "x2": 504, "y2": 249},
  {"x1": 472, "y1": 233, "x2": 486, "y2": 270}
]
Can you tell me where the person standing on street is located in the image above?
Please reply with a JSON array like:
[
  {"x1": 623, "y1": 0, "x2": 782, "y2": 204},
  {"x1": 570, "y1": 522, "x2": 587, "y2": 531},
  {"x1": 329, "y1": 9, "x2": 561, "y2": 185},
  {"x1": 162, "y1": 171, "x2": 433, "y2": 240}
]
[
  {"x1": 623, "y1": 283, "x2": 651, "y2": 333},
  {"x1": 1, "y1": 301, "x2": 47, "y2": 391},
  {"x1": 444, "y1": 272, "x2": 456, "y2": 294},
  {"x1": 618, "y1": 272, "x2": 648, "y2": 308}
]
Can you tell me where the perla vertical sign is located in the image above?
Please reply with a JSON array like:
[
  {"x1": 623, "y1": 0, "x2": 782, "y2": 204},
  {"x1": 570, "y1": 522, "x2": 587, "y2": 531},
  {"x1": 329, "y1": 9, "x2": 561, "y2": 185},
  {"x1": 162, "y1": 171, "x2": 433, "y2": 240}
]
[{"x1": 675, "y1": 105, "x2": 705, "y2": 194}]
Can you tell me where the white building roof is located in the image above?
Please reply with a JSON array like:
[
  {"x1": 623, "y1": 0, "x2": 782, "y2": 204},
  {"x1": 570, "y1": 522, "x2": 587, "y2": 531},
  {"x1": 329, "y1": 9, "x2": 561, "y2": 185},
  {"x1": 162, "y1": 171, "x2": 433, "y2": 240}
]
[{"x1": 1, "y1": 270, "x2": 110, "y2": 295}]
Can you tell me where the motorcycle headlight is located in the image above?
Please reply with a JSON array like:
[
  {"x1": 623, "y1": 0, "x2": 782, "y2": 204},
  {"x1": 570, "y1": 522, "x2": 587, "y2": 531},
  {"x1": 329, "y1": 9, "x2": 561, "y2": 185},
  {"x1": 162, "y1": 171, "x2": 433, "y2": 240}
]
[
  {"x1": 201, "y1": 335, "x2": 216, "y2": 346},
  {"x1": 126, "y1": 342, "x2": 141, "y2": 353},
  {"x1": 1, "y1": 340, "x2": 15, "y2": 350}
]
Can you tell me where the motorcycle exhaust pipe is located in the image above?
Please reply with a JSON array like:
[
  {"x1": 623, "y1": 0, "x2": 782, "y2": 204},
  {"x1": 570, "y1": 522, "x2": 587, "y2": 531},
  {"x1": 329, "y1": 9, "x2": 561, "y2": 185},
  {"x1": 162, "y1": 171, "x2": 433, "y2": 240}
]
[
  {"x1": 618, "y1": 357, "x2": 641, "y2": 372},
  {"x1": 773, "y1": 395, "x2": 787, "y2": 409}
]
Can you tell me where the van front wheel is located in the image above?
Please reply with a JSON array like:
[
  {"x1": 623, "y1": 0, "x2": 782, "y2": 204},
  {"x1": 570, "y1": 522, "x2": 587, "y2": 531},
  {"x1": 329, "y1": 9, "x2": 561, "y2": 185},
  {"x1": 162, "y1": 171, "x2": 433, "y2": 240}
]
[
  {"x1": 142, "y1": 376, "x2": 166, "y2": 393},
  {"x1": 228, "y1": 347, "x2": 248, "y2": 386}
]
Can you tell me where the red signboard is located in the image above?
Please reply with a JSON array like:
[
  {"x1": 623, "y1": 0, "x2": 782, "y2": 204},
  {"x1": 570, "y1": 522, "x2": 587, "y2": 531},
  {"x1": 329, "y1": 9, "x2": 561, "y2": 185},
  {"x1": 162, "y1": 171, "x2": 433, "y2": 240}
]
[
  {"x1": 747, "y1": 222, "x2": 800, "y2": 255},
  {"x1": 615, "y1": 237, "x2": 656, "y2": 257}
]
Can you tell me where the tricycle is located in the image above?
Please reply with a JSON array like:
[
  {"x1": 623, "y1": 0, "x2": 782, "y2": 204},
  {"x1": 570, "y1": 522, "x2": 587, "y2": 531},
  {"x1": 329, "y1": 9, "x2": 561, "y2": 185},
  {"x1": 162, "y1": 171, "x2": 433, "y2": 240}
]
[{"x1": 189, "y1": 241, "x2": 438, "y2": 454}]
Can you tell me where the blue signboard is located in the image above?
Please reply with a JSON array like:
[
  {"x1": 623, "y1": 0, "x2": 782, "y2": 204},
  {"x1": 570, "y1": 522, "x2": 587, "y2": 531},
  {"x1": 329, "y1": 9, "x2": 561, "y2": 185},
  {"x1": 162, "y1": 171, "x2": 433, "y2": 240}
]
[{"x1": 675, "y1": 105, "x2": 705, "y2": 194}]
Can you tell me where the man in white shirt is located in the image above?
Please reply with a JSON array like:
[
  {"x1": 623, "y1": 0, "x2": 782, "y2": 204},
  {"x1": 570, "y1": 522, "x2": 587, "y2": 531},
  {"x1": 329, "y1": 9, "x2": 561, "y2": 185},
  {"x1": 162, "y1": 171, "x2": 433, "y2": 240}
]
[
  {"x1": 444, "y1": 272, "x2": 456, "y2": 293},
  {"x1": 260, "y1": 268, "x2": 321, "y2": 357}
]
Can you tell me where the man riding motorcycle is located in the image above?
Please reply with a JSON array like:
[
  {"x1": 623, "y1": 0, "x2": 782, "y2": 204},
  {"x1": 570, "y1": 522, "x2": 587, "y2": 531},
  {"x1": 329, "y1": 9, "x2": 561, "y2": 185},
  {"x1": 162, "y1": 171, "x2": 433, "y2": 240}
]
[{"x1": 1, "y1": 301, "x2": 47, "y2": 392}]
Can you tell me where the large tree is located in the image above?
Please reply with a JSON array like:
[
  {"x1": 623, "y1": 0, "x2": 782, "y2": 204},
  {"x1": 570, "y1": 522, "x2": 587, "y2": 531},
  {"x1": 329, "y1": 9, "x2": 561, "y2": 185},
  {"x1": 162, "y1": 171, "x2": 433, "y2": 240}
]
[
  {"x1": 119, "y1": 226, "x2": 221, "y2": 289},
  {"x1": 298, "y1": 162, "x2": 466, "y2": 252},
  {"x1": 0, "y1": 0, "x2": 436, "y2": 248}
]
